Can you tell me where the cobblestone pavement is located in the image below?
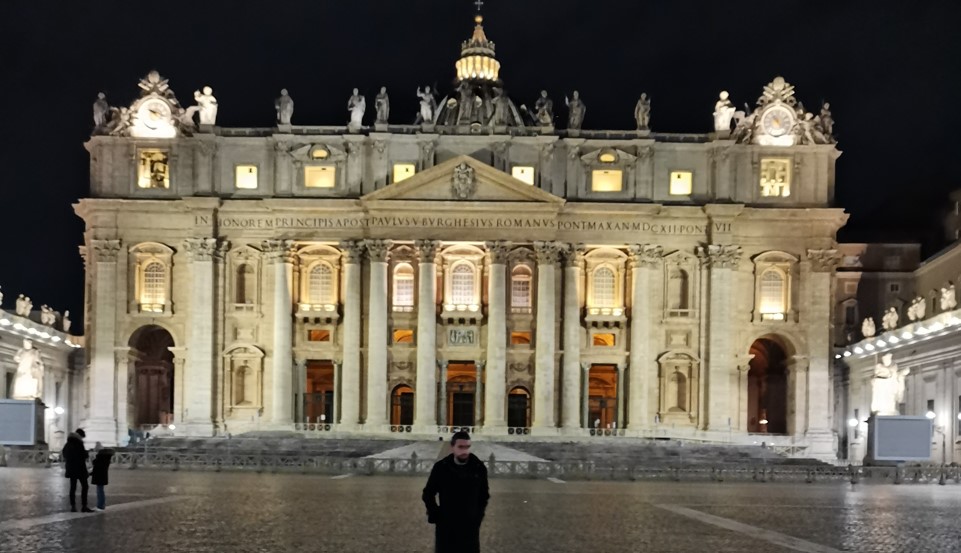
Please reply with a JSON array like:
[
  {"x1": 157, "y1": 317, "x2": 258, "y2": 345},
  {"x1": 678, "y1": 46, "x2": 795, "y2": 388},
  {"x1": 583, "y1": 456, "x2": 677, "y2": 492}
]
[{"x1": 1, "y1": 467, "x2": 960, "y2": 552}]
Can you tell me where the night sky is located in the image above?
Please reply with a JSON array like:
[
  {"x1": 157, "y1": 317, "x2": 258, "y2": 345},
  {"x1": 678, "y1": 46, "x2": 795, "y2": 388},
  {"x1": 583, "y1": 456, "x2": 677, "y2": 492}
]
[{"x1": 1, "y1": 0, "x2": 959, "y2": 320}]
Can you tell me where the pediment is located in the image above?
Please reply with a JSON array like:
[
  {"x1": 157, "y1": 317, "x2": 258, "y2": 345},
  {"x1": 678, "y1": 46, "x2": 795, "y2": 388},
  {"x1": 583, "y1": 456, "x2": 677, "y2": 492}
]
[{"x1": 361, "y1": 155, "x2": 564, "y2": 204}]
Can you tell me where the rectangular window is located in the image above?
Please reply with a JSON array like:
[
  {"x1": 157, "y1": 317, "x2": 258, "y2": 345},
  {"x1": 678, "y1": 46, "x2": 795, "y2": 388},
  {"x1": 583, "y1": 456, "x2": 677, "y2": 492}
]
[
  {"x1": 592, "y1": 333, "x2": 615, "y2": 347},
  {"x1": 307, "y1": 329, "x2": 330, "y2": 342},
  {"x1": 511, "y1": 278, "x2": 531, "y2": 309},
  {"x1": 669, "y1": 171, "x2": 692, "y2": 196},
  {"x1": 927, "y1": 399, "x2": 935, "y2": 415},
  {"x1": 510, "y1": 331, "x2": 531, "y2": 346},
  {"x1": 137, "y1": 150, "x2": 170, "y2": 189},
  {"x1": 393, "y1": 329, "x2": 414, "y2": 344},
  {"x1": 393, "y1": 163, "x2": 416, "y2": 183},
  {"x1": 759, "y1": 158, "x2": 791, "y2": 197},
  {"x1": 235, "y1": 165, "x2": 258, "y2": 189},
  {"x1": 591, "y1": 169, "x2": 623, "y2": 192},
  {"x1": 305, "y1": 165, "x2": 336, "y2": 188},
  {"x1": 511, "y1": 166, "x2": 535, "y2": 185},
  {"x1": 888, "y1": 282, "x2": 901, "y2": 293}
]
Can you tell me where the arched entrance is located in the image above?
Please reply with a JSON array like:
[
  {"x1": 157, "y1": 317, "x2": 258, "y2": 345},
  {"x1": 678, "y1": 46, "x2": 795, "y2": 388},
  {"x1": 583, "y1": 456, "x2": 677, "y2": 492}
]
[
  {"x1": 128, "y1": 325, "x2": 175, "y2": 428},
  {"x1": 588, "y1": 364, "x2": 618, "y2": 429},
  {"x1": 446, "y1": 362, "x2": 477, "y2": 427},
  {"x1": 507, "y1": 387, "x2": 531, "y2": 428},
  {"x1": 747, "y1": 337, "x2": 788, "y2": 434},
  {"x1": 390, "y1": 384, "x2": 414, "y2": 426}
]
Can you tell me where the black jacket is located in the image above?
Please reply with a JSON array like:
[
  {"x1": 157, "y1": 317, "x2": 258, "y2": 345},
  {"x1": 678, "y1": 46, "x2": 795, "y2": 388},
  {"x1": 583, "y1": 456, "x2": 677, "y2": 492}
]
[
  {"x1": 61, "y1": 433, "x2": 89, "y2": 479},
  {"x1": 91, "y1": 449, "x2": 114, "y2": 486},
  {"x1": 422, "y1": 453, "x2": 490, "y2": 525}
]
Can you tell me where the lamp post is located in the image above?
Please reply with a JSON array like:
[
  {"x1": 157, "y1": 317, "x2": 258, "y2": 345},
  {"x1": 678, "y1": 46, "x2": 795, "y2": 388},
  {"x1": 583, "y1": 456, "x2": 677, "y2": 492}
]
[{"x1": 926, "y1": 411, "x2": 947, "y2": 485}]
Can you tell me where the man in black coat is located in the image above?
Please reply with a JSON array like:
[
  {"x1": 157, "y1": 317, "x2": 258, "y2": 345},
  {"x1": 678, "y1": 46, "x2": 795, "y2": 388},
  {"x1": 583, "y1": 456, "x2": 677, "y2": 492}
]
[
  {"x1": 62, "y1": 429, "x2": 93, "y2": 512},
  {"x1": 422, "y1": 431, "x2": 490, "y2": 553}
]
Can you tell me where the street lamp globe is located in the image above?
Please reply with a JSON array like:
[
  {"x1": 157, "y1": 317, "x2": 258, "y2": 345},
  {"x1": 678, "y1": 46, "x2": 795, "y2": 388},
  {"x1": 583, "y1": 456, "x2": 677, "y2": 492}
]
[{"x1": 925, "y1": 411, "x2": 937, "y2": 420}]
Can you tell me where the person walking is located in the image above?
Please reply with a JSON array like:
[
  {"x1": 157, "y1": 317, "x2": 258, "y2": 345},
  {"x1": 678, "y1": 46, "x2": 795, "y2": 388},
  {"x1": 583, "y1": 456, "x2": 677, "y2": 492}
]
[
  {"x1": 91, "y1": 448, "x2": 114, "y2": 511},
  {"x1": 422, "y1": 431, "x2": 490, "y2": 553},
  {"x1": 62, "y1": 429, "x2": 93, "y2": 513}
]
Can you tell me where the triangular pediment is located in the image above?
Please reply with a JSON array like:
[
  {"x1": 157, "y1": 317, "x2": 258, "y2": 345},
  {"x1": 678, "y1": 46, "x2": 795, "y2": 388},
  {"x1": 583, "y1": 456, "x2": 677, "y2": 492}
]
[{"x1": 361, "y1": 155, "x2": 564, "y2": 204}]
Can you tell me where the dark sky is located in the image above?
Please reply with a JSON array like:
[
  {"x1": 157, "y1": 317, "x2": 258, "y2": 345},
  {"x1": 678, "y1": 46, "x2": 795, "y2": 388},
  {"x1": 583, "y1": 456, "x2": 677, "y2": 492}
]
[{"x1": 1, "y1": 0, "x2": 959, "y2": 319}]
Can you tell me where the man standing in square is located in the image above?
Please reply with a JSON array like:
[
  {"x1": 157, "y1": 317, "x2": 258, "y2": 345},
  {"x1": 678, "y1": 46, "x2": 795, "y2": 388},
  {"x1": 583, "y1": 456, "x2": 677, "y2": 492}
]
[{"x1": 422, "y1": 431, "x2": 490, "y2": 553}]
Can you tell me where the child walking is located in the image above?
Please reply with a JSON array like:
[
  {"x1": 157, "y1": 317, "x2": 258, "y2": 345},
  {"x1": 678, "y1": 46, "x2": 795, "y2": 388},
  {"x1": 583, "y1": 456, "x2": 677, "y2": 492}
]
[{"x1": 91, "y1": 448, "x2": 114, "y2": 511}]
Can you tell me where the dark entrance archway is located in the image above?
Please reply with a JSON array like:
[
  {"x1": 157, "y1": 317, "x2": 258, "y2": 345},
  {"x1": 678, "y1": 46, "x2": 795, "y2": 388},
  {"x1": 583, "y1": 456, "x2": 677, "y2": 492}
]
[
  {"x1": 128, "y1": 325, "x2": 175, "y2": 428},
  {"x1": 507, "y1": 387, "x2": 531, "y2": 428},
  {"x1": 390, "y1": 384, "x2": 414, "y2": 426},
  {"x1": 588, "y1": 364, "x2": 618, "y2": 429},
  {"x1": 747, "y1": 337, "x2": 788, "y2": 434}
]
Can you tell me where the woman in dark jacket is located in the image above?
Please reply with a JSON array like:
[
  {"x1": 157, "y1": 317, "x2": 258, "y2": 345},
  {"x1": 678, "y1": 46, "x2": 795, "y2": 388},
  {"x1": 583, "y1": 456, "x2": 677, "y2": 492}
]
[
  {"x1": 91, "y1": 448, "x2": 114, "y2": 511},
  {"x1": 62, "y1": 429, "x2": 92, "y2": 512}
]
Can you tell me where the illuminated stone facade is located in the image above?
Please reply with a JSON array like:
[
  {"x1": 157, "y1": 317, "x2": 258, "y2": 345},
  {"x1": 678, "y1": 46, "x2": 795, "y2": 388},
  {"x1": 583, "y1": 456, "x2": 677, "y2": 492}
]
[{"x1": 75, "y1": 15, "x2": 846, "y2": 460}]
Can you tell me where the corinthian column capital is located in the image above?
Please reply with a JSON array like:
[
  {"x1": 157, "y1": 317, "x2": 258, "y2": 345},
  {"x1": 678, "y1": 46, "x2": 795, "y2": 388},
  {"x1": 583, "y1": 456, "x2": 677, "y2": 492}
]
[{"x1": 365, "y1": 239, "x2": 393, "y2": 263}]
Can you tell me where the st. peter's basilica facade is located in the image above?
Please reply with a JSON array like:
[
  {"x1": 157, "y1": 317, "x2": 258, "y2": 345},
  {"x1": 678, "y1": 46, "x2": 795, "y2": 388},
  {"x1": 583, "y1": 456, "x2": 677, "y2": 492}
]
[{"x1": 76, "y1": 14, "x2": 845, "y2": 459}]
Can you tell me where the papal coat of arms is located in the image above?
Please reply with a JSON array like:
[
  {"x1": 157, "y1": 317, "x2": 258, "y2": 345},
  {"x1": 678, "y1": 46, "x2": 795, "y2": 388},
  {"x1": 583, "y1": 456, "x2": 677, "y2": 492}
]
[{"x1": 451, "y1": 162, "x2": 476, "y2": 199}]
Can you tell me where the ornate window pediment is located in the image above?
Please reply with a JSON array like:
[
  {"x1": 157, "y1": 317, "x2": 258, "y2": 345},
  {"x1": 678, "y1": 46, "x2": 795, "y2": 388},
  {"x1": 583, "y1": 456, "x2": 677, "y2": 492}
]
[
  {"x1": 440, "y1": 245, "x2": 485, "y2": 319},
  {"x1": 287, "y1": 144, "x2": 347, "y2": 191},
  {"x1": 129, "y1": 242, "x2": 174, "y2": 315},
  {"x1": 297, "y1": 245, "x2": 342, "y2": 316},
  {"x1": 582, "y1": 148, "x2": 637, "y2": 194},
  {"x1": 229, "y1": 245, "x2": 262, "y2": 312},
  {"x1": 662, "y1": 250, "x2": 698, "y2": 319},
  {"x1": 584, "y1": 248, "x2": 627, "y2": 324},
  {"x1": 223, "y1": 344, "x2": 265, "y2": 411},
  {"x1": 752, "y1": 251, "x2": 798, "y2": 322}
]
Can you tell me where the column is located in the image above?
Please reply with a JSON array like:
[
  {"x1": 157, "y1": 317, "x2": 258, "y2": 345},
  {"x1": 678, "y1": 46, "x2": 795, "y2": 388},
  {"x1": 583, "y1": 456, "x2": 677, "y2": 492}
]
[
  {"x1": 533, "y1": 241, "x2": 561, "y2": 429},
  {"x1": 627, "y1": 245, "x2": 662, "y2": 429},
  {"x1": 616, "y1": 363, "x2": 626, "y2": 427},
  {"x1": 581, "y1": 362, "x2": 591, "y2": 429},
  {"x1": 414, "y1": 240, "x2": 441, "y2": 429},
  {"x1": 339, "y1": 240, "x2": 365, "y2": 426},
  {"x1": 294, "y1": 358, "x2": 307, "y2": 424},
  {"x1": 475, "y1": 361, "x2": 486, "y2": 427},
  {"x1": 263, "y1": 240, "x2": 296, "y2": 427},
  {"x1": 87, "y1": 240, "x2": 121, "y2": 445},
  {"x1": 560, "y1": 245, "x2": 584, "y2": 429},
  {"x1": 805, "y1": 249, "x2": 843, "y2": 458},
  {"x1": 787, "y1": 355, "x2": 810, "y2": 436},
  {"x1": 698, "y1": 244, "x2": 742, "y2": 431},
  {"x1": 437, "y1": 361, "x2": 449, "y2": 426},
  {"x1": 114, "y1": 349, "x2": 131, "y2": 439},
  {"x1": 735, "y1": 355, "x2": 755, "y2": 432},
  {"x1": 364, "y1": 240, "x2": 392, "y2": 426},
  {"x1": 332, "y1": 359, "x2": 342, "y2": 424},
  {"x1": 168, "y1": 347, "x2": 187, "y2": 425},
  {"x1": 484, "y1": 241, "x2": 511, "y2": 429},
  {"x1": 184, "y1": 238, "x2": 219, "y2": 435}
]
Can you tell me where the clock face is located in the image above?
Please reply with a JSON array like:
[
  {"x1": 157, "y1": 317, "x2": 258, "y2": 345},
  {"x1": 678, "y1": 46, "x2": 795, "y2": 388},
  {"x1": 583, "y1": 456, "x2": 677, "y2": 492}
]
[
  {"x1": 761, "y1": 106, "x2": 794, "y2": 137},
  {"x1": 137, "y1": 99, "x2": 172, "y2": 130}
]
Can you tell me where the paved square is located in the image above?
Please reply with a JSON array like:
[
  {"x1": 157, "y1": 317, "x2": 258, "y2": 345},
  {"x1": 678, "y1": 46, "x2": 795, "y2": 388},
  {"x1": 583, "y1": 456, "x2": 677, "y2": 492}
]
[{"x1": 1, "y1": 468, "x2": 960, "y2": 552}]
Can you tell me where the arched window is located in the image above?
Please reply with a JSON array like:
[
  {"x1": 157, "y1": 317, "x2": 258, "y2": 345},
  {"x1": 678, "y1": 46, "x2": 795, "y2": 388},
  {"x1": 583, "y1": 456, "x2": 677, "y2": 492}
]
[
  {"x1": 451, "y1": 263, "x2": 476, "y2": 306},
  {"x1": 235, "y1": 263, "x2": 255, "y2": 305},
  {"x1": 667, "y1": 267, "x2": 690, "y2": 315},
  {"x1": 392, "y1": 263, "x2": 414, "y2": 310},
  {"x1": 759, "y1": 269, "x2": 786, "y2": 320},
  {"x1": 511, "y1": 265, "x2": 532, "y2": 311},
  {"x1": 592, "y1": 266, "x2": 616, "y2": 308},
  {"x1": 141, "y1": 262, "x2": 167, "y2": 311},
  {"x1": 309, "y1": 263, "x2": 335, "y2": 305}
]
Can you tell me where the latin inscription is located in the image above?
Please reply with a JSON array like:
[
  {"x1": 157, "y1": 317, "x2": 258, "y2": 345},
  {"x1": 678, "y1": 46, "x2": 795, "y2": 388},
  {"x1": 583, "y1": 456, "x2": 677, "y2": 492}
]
[{"x1": 195, "y1": 215, "x2": 722, "y2": 235}]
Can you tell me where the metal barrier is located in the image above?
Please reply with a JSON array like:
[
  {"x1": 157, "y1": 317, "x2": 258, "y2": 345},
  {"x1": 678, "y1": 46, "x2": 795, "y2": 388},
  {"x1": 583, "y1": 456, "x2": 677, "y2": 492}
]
[{"x1": 6, "y1": 447, "x2": 960, "y2": 484}]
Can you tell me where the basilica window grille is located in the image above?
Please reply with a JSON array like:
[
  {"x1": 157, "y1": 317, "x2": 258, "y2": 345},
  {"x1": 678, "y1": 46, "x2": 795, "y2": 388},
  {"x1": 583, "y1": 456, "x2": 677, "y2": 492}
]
[
  {"x1": 141, "y1": 262, "x2": 167, "y2": 313},
  {"x1": 758, "y1": 269, "x2": 787, "y2": 320},
  {"x1": 450, "y1": 263, "x2": 476, "y2": 308},
  {"x1": 308, "y1": 263, "x2": 336, "y2": 307},
  {"x1": 393, "y1": 263, "x2": 415, "y2": 312},
  {"x1": 590, "y1": 266, "x2": 617, "y2": 312},
  {"x1": 511, "y1": 265, "x2": 532, "y2": 313},
  {"x1": 759, "y1": 158, "x2": 791, "y2": 198}
]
